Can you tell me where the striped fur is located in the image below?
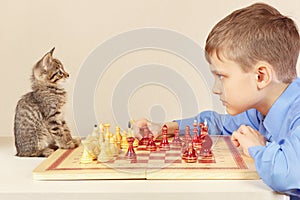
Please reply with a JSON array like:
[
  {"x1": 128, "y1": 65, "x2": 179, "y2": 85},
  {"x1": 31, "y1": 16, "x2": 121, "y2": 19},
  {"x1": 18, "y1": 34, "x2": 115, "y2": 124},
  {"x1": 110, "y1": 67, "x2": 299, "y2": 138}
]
[{"x1": 14, "y1": 48, "x2": 80, "y2": 157}]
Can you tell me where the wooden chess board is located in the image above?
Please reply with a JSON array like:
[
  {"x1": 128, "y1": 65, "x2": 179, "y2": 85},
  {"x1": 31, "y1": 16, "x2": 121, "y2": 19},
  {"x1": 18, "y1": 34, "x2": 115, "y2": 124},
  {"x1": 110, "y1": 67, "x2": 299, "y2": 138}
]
[{"x1": 33, "y1": 136, "x2": 259, "y2": 180}]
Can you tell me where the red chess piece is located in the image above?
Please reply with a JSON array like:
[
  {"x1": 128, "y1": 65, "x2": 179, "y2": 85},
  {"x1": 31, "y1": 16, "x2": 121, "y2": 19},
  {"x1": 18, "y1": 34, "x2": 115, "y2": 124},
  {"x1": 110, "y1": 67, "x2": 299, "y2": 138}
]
[
  {"x1": 199, "y1": 122, "x2": 208, "y2": 142},
  {"x1": 192, "y1": 129, "x2": 201, "y2": 150},
  {"x1": 159, "y1": 125, "x2": 170, "y2": 151},
  {"x1": 139, "y1": 127, "x2": 150, "y2": 145},
  {"x1": 182, "y1": 143, "x2": 198, "y2": 163},
  {"x1": 172, "y1": 128, "x2": 182, "y2": 146},
  {"x1": 199, "y1": 122, "x2": 208, "y2": 134},
  {"x1": 193, "y1": 119, "x2": 198, "y2": 131},
  {"x1": 146, "y1": 133, "x2": 157, "y2": 151},
  {"x1": 183, "y1": 126, "x2": 192, "y2": 144},
  {"x1": 192, "y1": 120, "x2": 201, "y2": 149},
  {"x1": 199, "y1": 134, "x2": 213, "y2": 157},
  {"x1": 125, "y1": 137, "x2": 136, "y2": 160}
]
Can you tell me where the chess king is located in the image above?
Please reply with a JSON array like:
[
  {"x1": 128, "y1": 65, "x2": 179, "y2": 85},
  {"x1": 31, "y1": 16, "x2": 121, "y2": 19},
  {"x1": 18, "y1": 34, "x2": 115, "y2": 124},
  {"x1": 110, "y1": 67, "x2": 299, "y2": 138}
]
[{"x1": 133, "y1": 3, "x2": 300, "y2": 199}]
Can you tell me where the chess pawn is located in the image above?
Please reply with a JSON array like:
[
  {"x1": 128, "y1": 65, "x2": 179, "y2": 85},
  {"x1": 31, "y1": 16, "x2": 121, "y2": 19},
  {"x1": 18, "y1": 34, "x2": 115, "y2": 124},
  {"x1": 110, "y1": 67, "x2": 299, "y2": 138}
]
[
  {"x1": 192, "y1": 128, "x2": 201, "y2": 150},
  {"x1": 115, "y1": 126, "x2": 122, "y2": 145},
  {"x1": 159, "y1": 124, "x2": 170, "y2": 151},
  {"x1": 80, "y1": 140, "x2": 96, "y2": 164},
  {"x1": 92, "y1": 139, "x2": 101, "y2": 157},
  {"x1": 183, "y1": 143, "x2": 198, "y2": 163},
  {"x1": 110, "y1": 135, "x2": 119, "y2": 157},
  {"x1": 97, "y1": 140, "x2": 113, "y2": 162},
  {"x1": 121, "y1": 131, "x2": 129, "y2": 149},
  {"x1": 80, "y1": 148, "x2": 94, "y2": 164},
  {"x1": 127, "y1": 125, "x2": 139, "y2": 148},
  {"x1": 146, "y1": 133, "x2": 157, "y2": 151},
  {"x1": 92, "y1": 124, "x2": 99, "y2": 138},
  {"x1": 125, "y1": 137, "x2": 136, "y2": 160},
  {"x1": 91, "y1": 125, "x2": 101, "y2": 156},
  {"x1": 183, "y1": 126, "x2": 192, "y2": 144},
  {"x1": 99, "y1": 123, "x2": 105, "y2": 143},
  {"x1": 172, "y1": 128, "x2": 182, "y2": 146}
]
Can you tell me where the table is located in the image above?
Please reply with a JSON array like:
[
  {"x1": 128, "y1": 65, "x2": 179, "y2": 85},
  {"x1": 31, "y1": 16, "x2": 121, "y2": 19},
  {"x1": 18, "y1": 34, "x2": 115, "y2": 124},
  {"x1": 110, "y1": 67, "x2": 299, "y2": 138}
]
[{"x1": 0, "y1": 137, "x2": 289, "y2": 200}]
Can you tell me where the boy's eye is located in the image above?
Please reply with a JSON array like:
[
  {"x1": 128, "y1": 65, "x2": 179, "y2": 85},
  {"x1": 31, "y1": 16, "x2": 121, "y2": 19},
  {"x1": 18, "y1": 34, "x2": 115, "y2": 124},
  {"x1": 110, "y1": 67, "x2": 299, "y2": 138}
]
[{"x1": 217, "y1": 74, "x2": 224, "y2": 80}]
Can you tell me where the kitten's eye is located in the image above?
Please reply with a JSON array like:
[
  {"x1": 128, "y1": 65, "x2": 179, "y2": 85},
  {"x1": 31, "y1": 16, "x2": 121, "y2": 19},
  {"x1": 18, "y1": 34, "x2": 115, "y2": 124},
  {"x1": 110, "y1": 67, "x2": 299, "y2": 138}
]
[{"x1": 58, "y1": 71, "x2": 63, "y2": 75}]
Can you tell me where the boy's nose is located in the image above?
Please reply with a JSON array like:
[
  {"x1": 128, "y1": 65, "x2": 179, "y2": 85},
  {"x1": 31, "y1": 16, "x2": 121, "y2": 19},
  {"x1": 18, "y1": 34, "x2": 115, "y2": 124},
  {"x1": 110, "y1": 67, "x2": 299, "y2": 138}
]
[{"x1": 212, "y1": 80, "x2": 222, "y2": 95}]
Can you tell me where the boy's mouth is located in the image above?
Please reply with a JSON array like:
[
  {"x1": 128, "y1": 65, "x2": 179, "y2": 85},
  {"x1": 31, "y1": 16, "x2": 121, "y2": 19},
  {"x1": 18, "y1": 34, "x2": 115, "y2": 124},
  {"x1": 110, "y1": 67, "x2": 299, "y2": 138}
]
[{"x1": 220, "y1": 99, "x2": 227, "y2": 106}]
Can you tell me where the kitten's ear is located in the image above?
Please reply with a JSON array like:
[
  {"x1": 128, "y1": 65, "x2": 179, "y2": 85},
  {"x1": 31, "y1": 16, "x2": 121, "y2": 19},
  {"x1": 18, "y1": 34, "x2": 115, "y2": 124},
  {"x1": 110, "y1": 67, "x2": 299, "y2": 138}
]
[
  {"x1": 49, "y1": 47, "x2": 55, "y2": 56},
  {"x1": 41, "y1": 48, "x2": 54, "y2": 71}
]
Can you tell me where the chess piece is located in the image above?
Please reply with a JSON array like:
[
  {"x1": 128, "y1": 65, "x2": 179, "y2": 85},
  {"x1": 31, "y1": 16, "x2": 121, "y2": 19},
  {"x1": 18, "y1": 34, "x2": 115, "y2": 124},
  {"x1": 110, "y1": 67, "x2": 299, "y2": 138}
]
[
  {"x1": 110, "y1": 135, "x2": 119, "y2": 157},
  {"x1": 97, "y1": 139, "x2": 113, "y2": 162},
  {"x1": 103, "y1": 123, "x2": 111, "y2": 142},
  {"x1": 83, "y1": 125, "x2": 101, "y2": 157},
  {"x1": 125, "y1": 136, "x2": 136, "y2": 160},
  {"x1": 159, "y1": 124, "x2": 170, "y2": 151},
  {"x1": 92, "y1": 124, "x2": 99, "y2": 137},
  {"x1": 115, "y1": 126, "x2": 122, "y2": 148},
  {"x1": 192, "y1": 120, "x2": 201, "y2": 150},
  {"x1": 199, "y1": 120, "x2": 208, "y2": 140},
  {"x1": 99, "y1": 123, "x2": 105, "y2": 143},
  {"x1": 172, "y1": 128, "x2": 182, "y2": 146},
  {"x1": 183, "y1": 126, "x2": 192, "y2": 144},
  {"x1": 121, "y1": 131, "x2": 129, "y2": 149},
  {"x1": 80, "y1": 140, "x2": 96, "y2": 164},
  {"x1": 182, "y1": 143, "x2": 198, "y2": 163},
  {"x1": 199, "y1": 134, "x2": 213, "y2": 157},
  {"x1": 146, "y1": 133, "x2": 157, "y2": 151}
]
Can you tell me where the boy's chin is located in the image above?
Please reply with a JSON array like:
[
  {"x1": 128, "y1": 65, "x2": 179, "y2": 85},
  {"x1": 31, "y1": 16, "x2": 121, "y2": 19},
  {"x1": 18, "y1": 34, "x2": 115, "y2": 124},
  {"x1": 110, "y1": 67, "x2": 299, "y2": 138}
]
[{"x1": 225, "y1": 107, "x2": 243, "y2": 116}]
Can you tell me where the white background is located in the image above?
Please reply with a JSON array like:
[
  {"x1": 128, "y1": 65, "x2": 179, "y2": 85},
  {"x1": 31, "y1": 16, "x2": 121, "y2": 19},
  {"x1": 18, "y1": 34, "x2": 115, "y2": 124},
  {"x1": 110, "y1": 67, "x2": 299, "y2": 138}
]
[{"x1": 1, "y1": 0, "x2": 300, "y2": 137}]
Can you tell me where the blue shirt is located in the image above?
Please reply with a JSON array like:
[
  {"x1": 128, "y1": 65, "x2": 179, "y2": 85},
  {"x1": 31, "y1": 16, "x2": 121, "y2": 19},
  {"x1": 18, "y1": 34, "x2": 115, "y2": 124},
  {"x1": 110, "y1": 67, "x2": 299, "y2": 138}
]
[{"x1": 176, "y1": 78, "x2": 300, "y2": 198}]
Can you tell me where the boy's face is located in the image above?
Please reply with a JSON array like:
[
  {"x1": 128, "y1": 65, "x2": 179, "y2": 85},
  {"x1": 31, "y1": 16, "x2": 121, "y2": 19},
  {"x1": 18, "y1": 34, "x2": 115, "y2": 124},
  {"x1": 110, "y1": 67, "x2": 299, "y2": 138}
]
[{"x1": 209, "y1": 53, "x2": 258, "y2": 115}]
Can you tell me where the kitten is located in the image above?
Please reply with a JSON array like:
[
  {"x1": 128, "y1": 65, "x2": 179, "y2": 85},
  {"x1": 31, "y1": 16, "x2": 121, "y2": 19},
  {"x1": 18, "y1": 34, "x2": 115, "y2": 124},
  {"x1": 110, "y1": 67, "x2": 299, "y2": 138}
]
[{"x1": 14, "y1": 48, "x2": 80, "y2": 157}]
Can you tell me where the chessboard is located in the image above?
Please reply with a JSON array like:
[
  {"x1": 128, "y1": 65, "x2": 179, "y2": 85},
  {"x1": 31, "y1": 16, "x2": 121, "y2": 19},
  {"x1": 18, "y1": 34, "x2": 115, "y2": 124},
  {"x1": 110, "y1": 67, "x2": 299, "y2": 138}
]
[{"x1": 33, "y1": 136, "x2": 259, "y2": 180}]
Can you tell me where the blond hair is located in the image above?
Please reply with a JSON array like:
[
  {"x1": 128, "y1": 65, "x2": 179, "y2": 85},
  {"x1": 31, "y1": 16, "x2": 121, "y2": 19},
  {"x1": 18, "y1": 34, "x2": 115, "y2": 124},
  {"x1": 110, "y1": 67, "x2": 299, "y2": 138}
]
[{"x1": 205, "y1": 3, "x2": 300, "y2": 83}]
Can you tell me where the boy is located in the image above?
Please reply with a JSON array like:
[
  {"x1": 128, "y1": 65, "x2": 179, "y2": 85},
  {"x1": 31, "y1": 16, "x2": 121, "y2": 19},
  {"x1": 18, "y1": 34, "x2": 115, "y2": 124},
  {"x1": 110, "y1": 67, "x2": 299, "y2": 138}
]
[{"x1": 134, "y1": 3, "x2": 300, "y2": 198}]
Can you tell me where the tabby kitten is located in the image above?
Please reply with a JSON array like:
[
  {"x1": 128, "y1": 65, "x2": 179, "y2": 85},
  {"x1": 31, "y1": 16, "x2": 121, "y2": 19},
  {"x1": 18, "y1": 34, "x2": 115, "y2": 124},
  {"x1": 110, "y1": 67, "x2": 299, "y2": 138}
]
[{"x1": 14, "y1": 48, "x2": 80, "y2": 157}]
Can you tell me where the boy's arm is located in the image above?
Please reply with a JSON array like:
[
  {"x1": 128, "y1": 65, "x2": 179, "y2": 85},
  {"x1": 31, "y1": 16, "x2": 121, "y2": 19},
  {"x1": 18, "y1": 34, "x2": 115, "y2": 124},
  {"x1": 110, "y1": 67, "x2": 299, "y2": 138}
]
[
  {"x1": 174, "y1": 111, "x2": 229, "y2": 135},
  {"x1": 175, "y1": 109, "x2": 261, "y2": 135},
  {"x1": 247, "y1": 124, "x2": 300, "y2": 197}
]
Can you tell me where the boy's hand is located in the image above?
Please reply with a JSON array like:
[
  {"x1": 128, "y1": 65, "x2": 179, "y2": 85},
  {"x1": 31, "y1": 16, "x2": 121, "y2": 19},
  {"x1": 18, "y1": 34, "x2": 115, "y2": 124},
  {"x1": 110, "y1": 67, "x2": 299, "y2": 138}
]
[
  {"x1": 132, "y1": 119, "x2": 162, "y2": 140},
  {"x1": 132, "y1": 118, "x2": 149, "y2": 140},
  {"x1": 231, "y1": 125, "x2": 266, "y2": 157}
]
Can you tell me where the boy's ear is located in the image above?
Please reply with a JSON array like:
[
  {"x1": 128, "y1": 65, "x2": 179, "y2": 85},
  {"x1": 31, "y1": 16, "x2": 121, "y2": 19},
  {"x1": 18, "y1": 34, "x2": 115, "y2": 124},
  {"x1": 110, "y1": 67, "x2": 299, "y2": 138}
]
[{"x1": 255, "y1": 63, "x2": 272, "y2": 89}]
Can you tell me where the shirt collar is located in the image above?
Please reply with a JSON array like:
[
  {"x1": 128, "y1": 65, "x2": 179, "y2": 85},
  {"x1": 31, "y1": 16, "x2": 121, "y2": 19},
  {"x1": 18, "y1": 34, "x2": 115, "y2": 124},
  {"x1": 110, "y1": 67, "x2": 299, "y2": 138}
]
[{"x1": 263, "y1": 78, "x2": 300, "y2": 140}]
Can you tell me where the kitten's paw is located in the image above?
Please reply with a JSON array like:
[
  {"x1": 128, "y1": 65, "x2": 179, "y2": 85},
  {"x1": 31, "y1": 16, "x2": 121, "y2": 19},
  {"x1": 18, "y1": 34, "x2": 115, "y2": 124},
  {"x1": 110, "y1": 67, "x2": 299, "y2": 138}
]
[
  {"x1": 73, "y1": 138, "x2": 81, "y2": 147},
  {"x1": 41, "y1": 148, "x2": 55, "y2": 157},
  {"x1": 64, "y1": 138, "x2": 81, "y2": 149}
]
